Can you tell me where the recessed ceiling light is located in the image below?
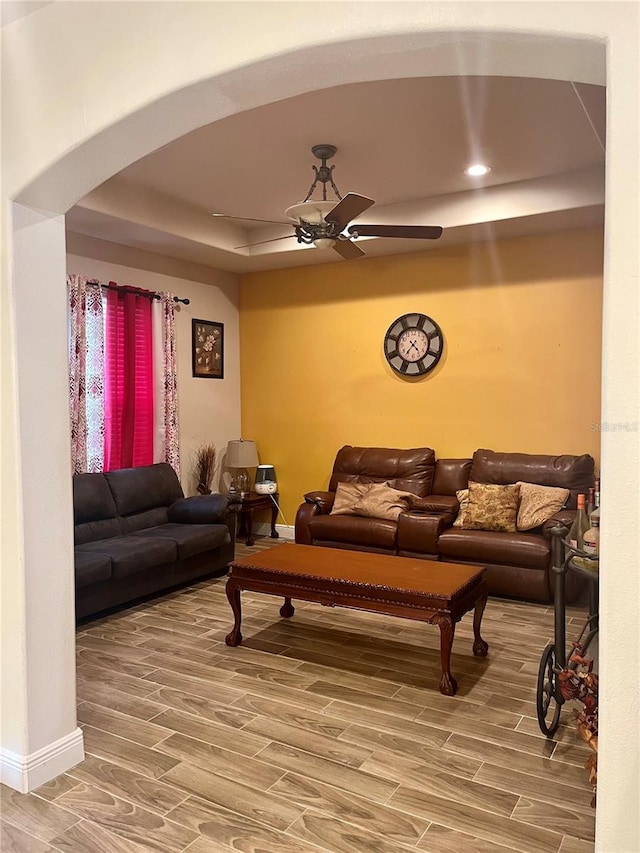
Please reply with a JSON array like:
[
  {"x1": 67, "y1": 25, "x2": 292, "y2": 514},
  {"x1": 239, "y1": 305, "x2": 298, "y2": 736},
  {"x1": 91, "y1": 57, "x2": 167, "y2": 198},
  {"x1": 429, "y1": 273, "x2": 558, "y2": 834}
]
[{"x1": 465, "y1": 164, "x2": 491, "y2": 177}]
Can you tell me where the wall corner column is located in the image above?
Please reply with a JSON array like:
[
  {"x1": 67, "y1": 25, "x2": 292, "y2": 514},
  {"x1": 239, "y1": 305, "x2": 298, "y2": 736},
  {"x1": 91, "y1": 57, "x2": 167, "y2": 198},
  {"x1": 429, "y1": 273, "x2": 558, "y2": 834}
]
[{"x1": 0, "y1": 204, "x2": 83, "y2": 791}]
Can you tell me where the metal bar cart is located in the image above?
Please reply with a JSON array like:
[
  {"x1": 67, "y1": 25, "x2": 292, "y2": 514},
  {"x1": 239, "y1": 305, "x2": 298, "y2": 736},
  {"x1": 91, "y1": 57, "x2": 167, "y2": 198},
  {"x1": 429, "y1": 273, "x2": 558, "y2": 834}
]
[{"x1": 536, "y1": 525, "x2": 599, "y2": 737}]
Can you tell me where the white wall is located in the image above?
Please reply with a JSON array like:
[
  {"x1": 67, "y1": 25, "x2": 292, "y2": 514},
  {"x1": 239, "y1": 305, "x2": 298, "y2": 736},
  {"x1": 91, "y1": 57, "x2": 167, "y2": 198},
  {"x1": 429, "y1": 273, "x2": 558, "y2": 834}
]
[
  {"x1": 66, "y1": 236, "x2": 241, "y2": 495},
  {"x1": 1, "y1": 3, "x2": 638, "y2": 848},
  {"x1": 0, "y1": 206, "x2": 84, "y2": 791}
]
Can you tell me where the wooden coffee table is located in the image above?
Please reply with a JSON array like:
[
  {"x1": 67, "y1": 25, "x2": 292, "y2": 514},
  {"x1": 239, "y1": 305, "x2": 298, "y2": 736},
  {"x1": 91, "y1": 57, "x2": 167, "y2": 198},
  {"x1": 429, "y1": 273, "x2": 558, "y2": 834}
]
[{"x1": 225, "y1": 543, "x2": 488, "y2": 695}]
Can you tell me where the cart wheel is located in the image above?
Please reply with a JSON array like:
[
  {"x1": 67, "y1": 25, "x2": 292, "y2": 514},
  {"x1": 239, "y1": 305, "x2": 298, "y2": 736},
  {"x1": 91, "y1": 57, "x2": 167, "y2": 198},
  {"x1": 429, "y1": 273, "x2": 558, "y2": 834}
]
[{"x1": 536, "y1": 642, "x2": 562, "y2": 737}]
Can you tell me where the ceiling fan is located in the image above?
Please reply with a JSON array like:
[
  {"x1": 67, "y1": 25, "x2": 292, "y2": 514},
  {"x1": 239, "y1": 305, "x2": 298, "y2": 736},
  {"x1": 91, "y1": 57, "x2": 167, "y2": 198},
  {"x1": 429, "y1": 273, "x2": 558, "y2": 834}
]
[{"x1": 214, "y1": 144, "x2": 443, "y2": 259}]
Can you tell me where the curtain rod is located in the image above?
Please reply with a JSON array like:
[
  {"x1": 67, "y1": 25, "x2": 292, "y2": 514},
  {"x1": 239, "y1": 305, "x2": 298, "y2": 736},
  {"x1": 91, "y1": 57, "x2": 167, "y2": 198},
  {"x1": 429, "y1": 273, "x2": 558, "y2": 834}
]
[{"x1": 89, "y1": 280, "x2": 190, "y2": 305}]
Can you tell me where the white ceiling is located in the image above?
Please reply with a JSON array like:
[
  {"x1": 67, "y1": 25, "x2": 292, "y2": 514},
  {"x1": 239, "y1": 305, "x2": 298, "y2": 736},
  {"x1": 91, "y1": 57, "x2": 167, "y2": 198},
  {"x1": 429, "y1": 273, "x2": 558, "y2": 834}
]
[
  {"x1": 67, "y1": 75, "x2": 606, "y2": 273},
  {"x1": 0, "y1": 1, "x2": 54, "y2": 28}
]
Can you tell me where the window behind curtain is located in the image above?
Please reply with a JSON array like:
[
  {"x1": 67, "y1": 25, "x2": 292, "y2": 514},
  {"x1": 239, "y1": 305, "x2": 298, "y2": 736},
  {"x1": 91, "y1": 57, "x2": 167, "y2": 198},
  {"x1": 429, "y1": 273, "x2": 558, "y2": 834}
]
[{"x1": 104, "y1": 285, "x2": 154, "y2": 470}]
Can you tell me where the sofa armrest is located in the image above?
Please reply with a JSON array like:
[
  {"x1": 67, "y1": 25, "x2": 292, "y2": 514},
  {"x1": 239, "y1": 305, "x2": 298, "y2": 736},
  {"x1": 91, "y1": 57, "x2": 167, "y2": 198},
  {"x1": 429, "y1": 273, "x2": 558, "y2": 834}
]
[
  {"x1": 303, "y1": 490, "x2": 335, "y2": 514},
  {"x1": 168, "y1": 493, "x2": 240, "y2": 524},
  {"x1": 296, "y1": 492, "x2": 334, "y2": 545},
  {"x1": 542, "y1": 510, "x2": 575, "y2": 539},
  {"x1": 397, "y1": 510, "x2": 454, "y2": 554},
  {"x1": 409, "y1": 494, "x2": 459, "y2": 515},
  {"x1": 295, "y1": 501, "x2": 318, "y2": 545}
]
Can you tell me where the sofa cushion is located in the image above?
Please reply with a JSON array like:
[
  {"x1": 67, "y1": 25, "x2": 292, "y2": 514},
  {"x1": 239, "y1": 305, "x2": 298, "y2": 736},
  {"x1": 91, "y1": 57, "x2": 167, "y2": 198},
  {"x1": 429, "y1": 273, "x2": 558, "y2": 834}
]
[
  {"x1": 517, "y1": 482, "x2": 570, "y2": 531},
  {"x1": 470, "y1": 449, "x2": 594, "y2": 509},
  {"x1": 121, "y1": 507, "x2": 170, "y2": 534},
  {"x1": 330, "y1": 482, "x2": 371, "y2": 516},
  {"x1": 308, "y1": 514, "x2": 397, "y2": 550},
  {"x1": 168, "y1": 494, "x2": 234, "y2": 523},
  {"x1": 352, "y1": 483, "x2": 415, "y2": 521},
  {"x1": 463, "y1": 483, "x2": 520, "y2": 533},
  {"x1": 104, "y1": 463, "x2": 184, "y2": 517},
  {"x1": 432, "y1": 459, "x2": 473, "y2": 496},
  {"x1": 74, "y1": 550, "x2": 113, "y2": 588},
  {"x1": 76, "y1": 534, "x2": 177, "y2": 578},
  {"x1": 329, "y1": 445, "x2": 436, "y2": 497},
  {"x1": 73, "y1": 473, "x2": 124, "y2": 544},
  {"x1": 438, "y1": 528, "x2": 550, "y2": 570},
  {"x1": 135, "y1": 523, "x2": 230, "y2": 560}
]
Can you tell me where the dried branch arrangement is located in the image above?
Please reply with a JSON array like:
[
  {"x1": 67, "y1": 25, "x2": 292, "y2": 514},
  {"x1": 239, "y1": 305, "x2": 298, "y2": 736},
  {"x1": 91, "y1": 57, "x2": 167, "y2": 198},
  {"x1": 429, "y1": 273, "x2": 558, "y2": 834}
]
[
  {"x1": 559, "y1": 644, "x2": 598, "y2": 806},
  {"x1": 194, "y1": 444, "x2": 216, "y2": 494}
]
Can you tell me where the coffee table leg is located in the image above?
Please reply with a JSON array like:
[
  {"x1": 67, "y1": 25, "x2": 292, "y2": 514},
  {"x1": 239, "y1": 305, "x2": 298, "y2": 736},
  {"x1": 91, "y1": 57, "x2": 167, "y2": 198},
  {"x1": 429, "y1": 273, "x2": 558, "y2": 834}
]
[
  {"x1": 472, "y1": 593, "x2": 489, "y2": 657},
  {"x1": 433, "y1": 614, "x2": 458, "y2": 696},
  {"x1": 225, "y1": 580, "x2": 243, "y2": 646},
  {"x1": 280, "y1": 597, "x2": 294, "y2": 618}
]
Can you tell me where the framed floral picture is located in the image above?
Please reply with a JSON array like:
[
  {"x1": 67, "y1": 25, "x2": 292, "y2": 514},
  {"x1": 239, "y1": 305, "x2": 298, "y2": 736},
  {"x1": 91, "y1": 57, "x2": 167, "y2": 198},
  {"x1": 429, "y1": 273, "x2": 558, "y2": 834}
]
[{"x1": 192, "y1": 319, "x2": 224, "y2": 379}]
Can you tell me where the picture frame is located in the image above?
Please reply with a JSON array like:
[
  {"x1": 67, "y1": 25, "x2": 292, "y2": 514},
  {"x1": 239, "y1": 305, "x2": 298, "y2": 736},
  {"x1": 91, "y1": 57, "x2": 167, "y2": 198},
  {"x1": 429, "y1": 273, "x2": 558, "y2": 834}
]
[{"x1": 192, "y1": 319, "x2": 224, "y2": 379}]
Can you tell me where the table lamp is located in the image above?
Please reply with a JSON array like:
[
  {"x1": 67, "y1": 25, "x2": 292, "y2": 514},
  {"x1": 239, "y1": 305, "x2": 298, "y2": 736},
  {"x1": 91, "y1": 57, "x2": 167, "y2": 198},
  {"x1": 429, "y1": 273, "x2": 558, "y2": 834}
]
[
  {"x1": 255, "y1": 464, "x2": 277, "y2": 495},
  {"x1": 226, "y1": 439, "x2": 259, "y2": 496}
]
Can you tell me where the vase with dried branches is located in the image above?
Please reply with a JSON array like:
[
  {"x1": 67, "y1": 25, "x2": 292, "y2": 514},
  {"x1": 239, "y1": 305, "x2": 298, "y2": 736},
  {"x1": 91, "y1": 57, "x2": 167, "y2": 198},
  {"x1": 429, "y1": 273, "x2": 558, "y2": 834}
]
[{"x1": 193, "y1": 444, "x2": 216, "y2": 495}]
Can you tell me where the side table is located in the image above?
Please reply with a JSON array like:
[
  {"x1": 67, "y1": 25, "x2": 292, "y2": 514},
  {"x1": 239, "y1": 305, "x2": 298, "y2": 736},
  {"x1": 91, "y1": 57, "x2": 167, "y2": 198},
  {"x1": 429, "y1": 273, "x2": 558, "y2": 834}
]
[{"x1": 236, "y1": 491, "x2": 279, "y2": 546}]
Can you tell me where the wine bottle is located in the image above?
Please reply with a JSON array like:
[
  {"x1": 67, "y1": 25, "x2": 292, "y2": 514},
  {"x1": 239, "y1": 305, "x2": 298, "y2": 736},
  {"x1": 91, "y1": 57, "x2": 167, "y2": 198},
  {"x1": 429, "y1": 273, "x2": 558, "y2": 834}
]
[
  {"x1": 586, "y1": 487, "x2": 596, "y2": 519},
  {"x1": 583, "y1": 510, "x2": 600, "y2": 556},
  {"x1": 594, "y1": 476, "x2": 600, "y2": 509},
  {"x1": 568, "y1": 493, "x2": 590, "y2": 551}
]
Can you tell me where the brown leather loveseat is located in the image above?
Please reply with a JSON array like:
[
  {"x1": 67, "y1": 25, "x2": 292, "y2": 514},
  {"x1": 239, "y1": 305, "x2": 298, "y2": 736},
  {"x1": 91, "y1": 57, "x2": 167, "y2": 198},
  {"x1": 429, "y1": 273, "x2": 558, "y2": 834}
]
[{"x1": 295, "y1": 446, "x2": 595, "y2": 603}]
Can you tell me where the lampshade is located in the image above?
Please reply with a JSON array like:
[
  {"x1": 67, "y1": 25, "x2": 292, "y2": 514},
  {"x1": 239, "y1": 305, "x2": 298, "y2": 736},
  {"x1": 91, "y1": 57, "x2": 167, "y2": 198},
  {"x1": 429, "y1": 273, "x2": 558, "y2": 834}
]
[
  {"x1": 226, "y1": 439, "x2": 258, "y2": 469},
  {"x1": 313, "y1": 237, "x2": 337, "y2": 250},
  {"x1": 285, "y1": 200, "x2": 336, "y2": 225}
]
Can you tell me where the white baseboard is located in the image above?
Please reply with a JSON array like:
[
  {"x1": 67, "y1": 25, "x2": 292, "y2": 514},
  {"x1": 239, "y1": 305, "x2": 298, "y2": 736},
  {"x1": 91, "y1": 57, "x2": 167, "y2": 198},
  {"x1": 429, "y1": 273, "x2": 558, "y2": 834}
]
[
  {"x1": 0, "y1": 727, "x2": 84, "y2": 793},
  {"x1": 250, "y1": 523, "x2": 295, "y2": 541}
]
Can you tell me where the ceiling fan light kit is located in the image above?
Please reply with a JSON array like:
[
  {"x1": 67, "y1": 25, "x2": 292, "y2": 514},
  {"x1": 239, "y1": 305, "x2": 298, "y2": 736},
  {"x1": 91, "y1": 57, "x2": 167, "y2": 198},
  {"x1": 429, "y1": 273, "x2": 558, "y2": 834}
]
[
  {"x1": 312, "y1": 237, "x2": 337, "y2": 250},
  {"x1": 228, "y1": 144, "x2": 443, "y2": 258}
]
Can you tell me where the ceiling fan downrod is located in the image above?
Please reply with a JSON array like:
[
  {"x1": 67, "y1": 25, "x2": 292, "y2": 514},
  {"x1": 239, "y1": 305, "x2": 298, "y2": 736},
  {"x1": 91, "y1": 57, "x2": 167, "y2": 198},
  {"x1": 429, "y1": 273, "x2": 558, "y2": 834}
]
[{"x1": 303, "y1": 144, "x2": 343, "y2": 202}]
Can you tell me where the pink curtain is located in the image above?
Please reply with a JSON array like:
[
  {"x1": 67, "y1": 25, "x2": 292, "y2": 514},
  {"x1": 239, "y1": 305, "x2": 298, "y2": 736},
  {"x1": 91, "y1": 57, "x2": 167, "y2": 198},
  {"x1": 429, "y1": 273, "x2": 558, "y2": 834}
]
[{"x1": 104, "y1": 284, "x2": 154, "y2": 470}]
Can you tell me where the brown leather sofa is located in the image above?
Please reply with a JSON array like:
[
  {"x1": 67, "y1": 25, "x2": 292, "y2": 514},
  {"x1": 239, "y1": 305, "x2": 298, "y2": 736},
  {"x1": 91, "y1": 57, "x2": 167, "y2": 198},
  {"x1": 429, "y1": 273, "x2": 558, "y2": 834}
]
[{"x1": 295, "y1": 446, "x2": 595, "y2": 603}]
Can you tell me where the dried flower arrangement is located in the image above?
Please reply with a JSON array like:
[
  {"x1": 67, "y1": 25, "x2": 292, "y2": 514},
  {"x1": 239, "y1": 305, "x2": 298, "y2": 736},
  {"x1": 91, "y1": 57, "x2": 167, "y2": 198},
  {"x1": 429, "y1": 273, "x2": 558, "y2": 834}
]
[
  {"x1": 193, "y1": 443, "x2": 216, "y2": 494},
  {"x1": 559, "y1": 644, "x2": 598, "y2": 806}
]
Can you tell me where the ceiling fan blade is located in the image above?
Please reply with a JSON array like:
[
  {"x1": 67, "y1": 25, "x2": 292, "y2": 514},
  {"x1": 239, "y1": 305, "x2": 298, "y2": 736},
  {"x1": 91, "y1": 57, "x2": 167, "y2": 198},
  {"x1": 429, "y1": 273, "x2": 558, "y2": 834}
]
[
  {"x1": 332, "y1": 239, "x2": 366, "y2": 260},
  {"x1": 213, "y1": 213, "x2": 289, "y2": 226},
  {"x1": 325, "y1": 193, "x2": 375, "y2": 230},
  {"x1": 348, "y1": 224, "x2": 444, "y2": 240},
  {"x1": 235, "y1": 235, "x2": 294, "y2": 249}
]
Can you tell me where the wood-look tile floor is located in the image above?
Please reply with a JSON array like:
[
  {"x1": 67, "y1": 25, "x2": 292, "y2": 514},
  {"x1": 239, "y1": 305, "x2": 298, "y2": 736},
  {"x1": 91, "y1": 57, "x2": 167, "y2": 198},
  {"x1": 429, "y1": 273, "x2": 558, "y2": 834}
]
[{"x1": 1, "y1": 538, "x2": 596, "y2": 853}]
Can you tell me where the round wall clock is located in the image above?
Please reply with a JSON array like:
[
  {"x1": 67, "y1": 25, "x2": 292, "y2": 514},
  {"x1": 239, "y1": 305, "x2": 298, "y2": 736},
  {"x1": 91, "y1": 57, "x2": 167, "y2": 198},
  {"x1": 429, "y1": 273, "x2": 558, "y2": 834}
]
[{"x1": 384, "y1": 313, "x2": 444, "y2": 376}]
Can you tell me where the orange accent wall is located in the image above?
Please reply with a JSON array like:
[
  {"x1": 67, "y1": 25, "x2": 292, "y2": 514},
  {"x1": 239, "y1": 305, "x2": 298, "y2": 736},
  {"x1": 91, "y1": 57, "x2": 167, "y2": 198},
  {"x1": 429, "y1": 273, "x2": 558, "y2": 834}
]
[{"x1": 239, "y1": 228, "x2": 603, "y2": 522}]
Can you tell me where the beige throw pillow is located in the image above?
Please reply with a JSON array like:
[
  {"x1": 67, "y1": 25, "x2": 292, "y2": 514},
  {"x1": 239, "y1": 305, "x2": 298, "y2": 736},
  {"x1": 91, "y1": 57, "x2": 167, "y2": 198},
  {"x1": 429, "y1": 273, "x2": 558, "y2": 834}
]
[
  {"x1": 330, "y1": 482, "x2": 372, "y2": 515},
  {"x1": 516, "y1": 481, "x2": 569, "y2": 531},
  {"x1": 463, "y1": 482, "x2": 520, "y2": 533},
  {"x1": 452, "y1": 488, "x2": 470, "y2": 528},
  {"x1": 352, "y1": 483, "x2": 414, "y2": 521}
]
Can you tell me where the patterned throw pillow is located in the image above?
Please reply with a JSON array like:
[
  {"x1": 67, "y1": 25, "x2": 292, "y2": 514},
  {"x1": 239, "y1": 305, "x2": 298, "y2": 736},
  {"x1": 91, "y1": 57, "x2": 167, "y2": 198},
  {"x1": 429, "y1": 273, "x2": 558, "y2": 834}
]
[
  {"x1": 330, "y1": 482, "x2": 372, "y2": 515},
  {"x1": 516, "y1": 481, "x2": 569, "y2": 531},
  {"x1": 462, "y1": 482, "x2": 521, "y2": 532},
  {"x1": 452, "y1": 488, "x2": 470, "y2": 528},
  {"x1": 352, "y1": 483, "x2": 415, "y2": 521}
]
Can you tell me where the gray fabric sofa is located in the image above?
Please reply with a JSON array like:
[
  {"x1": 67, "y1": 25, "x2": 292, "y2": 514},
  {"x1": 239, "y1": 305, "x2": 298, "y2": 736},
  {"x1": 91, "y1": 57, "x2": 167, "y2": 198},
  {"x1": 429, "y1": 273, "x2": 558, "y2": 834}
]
[{"x1": 73, "y1": 462, "x2": 239, "y2": 620}]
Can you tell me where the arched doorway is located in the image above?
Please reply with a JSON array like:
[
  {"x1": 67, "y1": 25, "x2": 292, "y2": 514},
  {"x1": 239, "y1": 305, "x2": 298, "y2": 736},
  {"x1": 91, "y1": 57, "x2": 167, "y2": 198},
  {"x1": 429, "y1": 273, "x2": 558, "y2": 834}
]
[{"x1": 3, "y1": 7, "x2": 638, "y2": 850}]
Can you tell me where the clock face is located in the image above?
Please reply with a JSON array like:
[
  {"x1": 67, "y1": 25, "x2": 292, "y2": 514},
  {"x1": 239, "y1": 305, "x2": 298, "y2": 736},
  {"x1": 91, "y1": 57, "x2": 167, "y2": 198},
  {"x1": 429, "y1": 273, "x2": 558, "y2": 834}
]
[{"x1": 384, "y1": 313, "x2": 444, "y2": 376}]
